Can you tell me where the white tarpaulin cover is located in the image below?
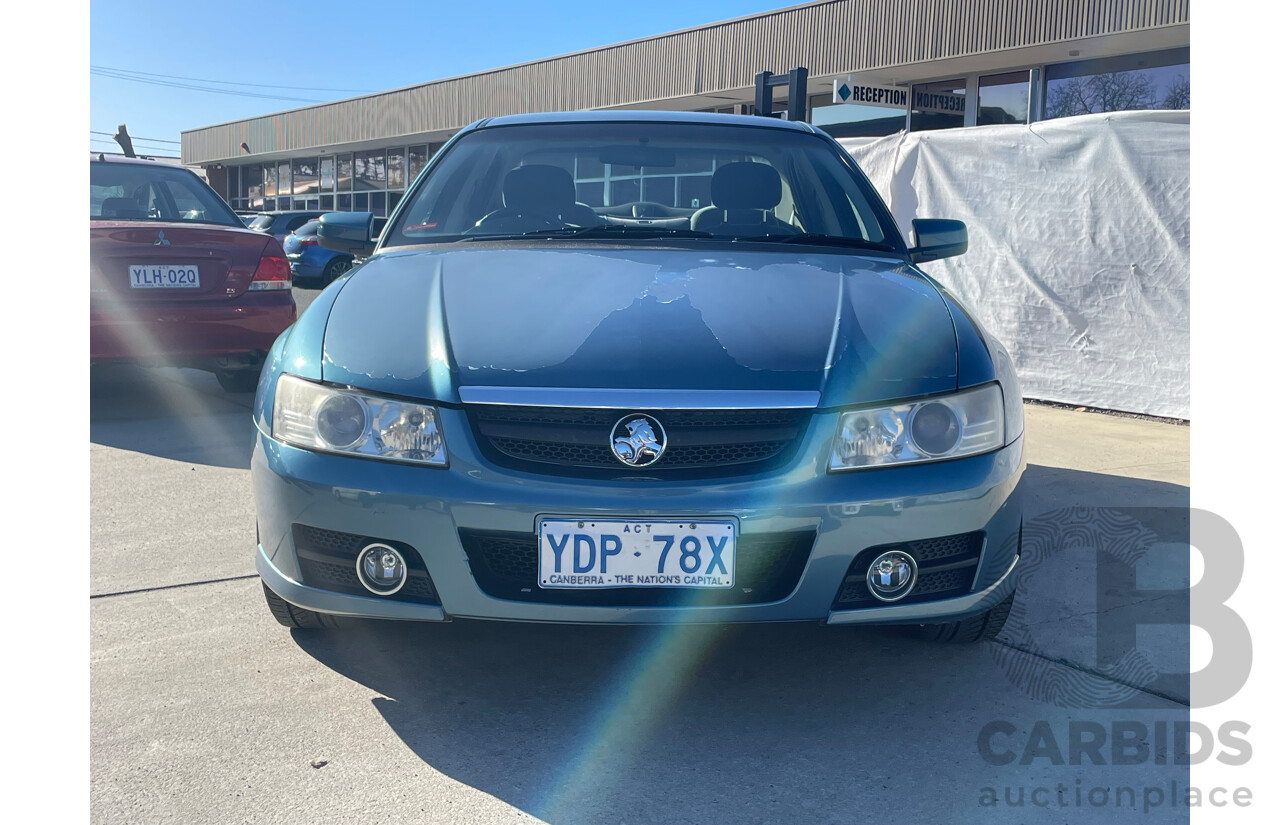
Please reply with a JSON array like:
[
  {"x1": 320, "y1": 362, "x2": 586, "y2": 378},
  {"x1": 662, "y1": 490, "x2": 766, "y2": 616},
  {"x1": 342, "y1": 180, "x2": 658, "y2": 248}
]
[{"x1": 839, "y1": 111, "x2": 1189, "y2": 419}]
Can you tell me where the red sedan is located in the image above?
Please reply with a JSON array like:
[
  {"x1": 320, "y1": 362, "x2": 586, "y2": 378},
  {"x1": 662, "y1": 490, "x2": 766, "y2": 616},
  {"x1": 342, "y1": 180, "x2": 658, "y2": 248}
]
[{"x1": 90, "y1": 154, "x2": 296, "y2": 392}]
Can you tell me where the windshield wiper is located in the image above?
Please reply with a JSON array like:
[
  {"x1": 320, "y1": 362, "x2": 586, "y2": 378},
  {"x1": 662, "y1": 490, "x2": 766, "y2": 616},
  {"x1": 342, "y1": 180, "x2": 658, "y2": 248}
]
[
  {"x1": 743, "y1": 233, "x2": 898, "y2": 253},
  {"x1": 521, "y1": 224, "x2": 714, "y2": 239}
]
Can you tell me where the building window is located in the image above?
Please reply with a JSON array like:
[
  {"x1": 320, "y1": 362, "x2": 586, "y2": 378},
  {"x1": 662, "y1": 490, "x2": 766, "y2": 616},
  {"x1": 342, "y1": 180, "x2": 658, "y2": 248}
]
[
  {"x1": 227, "y1": 166, "x2": 240, "y2": 199},
  {"x1": 337, "y1": 154, "x2": 353, "y2": 192},
  {"x1": 242, "y1": 165, "x2": 263, "y2": 209},
  {"x1": 277, "y1": 161, "x2": 292, "y2": 197},
  {"x1": 910, "y1": 79, "x2": 967, "y2": 131},
  {"x1": 320, "y1": 157, "x2": 335, "y2": 192},
  {"x1": 354, "y1": 151, "x2": 386, "y2": 191},
  {"x1": 978, "y1": 71, "x2": 1029, "y2": 125},
  {"x1": 262, "y1": 164, "x2": 277, "y2": 198},
  {"x1": 568, "y1": 155, "x2": 718, "y2": 209},
  {"x1": 292, "y1": 157, "x2": 319, "y2": 197},
  {"x1": 811, "y1": 93, "x2": 906, "y2": 138},
  {"x1": 388, "y1": 149, "x2": 406, "y2": 190},
  {"x1": 1045, "y1": 47, "x2": 1190, "y2": 119},
  {"x1": 408, "y1": 145, "x2": 430, "y2": 184}
]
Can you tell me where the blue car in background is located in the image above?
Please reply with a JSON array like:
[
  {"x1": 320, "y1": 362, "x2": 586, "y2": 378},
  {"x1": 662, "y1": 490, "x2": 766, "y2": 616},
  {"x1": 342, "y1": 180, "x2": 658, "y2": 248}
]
[
  {"x1": 283, "y1": 216, "x2": 388, "y2": 286},
  {"x1": 253, "y1": 111, "x2": 1024, "y2": 642}
]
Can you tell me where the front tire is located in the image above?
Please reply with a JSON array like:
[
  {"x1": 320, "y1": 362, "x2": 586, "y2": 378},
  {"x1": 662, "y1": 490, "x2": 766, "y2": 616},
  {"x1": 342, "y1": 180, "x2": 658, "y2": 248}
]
[
  {"x1": 262, "y1": 582, "x2": 340, "y2": 629},
  {"x1": 917, "y1": 591, "x2": 1014, "y2": 644}
]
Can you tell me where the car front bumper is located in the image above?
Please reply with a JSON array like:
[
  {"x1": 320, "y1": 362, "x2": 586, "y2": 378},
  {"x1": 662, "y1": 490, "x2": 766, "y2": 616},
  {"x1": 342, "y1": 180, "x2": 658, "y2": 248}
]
[{"x1": 253, "y1": 407, "x2": 1025, "y2": 625}]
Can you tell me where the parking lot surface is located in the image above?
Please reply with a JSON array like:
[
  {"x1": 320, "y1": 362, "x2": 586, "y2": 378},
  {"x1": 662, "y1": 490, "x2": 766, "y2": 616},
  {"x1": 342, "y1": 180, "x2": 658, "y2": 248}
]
[{"x1": 91, "y1": 293, "x2": 1191, "y2": 824}]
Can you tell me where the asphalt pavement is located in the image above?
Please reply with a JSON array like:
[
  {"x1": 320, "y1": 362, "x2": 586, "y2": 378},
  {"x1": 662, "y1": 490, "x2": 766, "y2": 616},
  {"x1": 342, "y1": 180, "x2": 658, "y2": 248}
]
[{"x1": 90, "y1": 288, "x2": 1193, "y2": 824}]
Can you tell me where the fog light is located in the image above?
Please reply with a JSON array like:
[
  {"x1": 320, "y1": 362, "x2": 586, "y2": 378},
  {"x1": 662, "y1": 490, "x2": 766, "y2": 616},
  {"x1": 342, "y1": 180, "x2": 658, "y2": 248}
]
[
  {"x1": 865, "y1": 550, "x2": 918, "y2": 602},
  {"x1": 355, "y1": 543, "x2": 408, "y2": 596}
]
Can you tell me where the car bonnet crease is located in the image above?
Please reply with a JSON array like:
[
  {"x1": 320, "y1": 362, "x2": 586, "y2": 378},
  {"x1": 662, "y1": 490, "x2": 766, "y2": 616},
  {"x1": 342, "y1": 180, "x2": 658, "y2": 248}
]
[{"x1": 319, "y1": 247, "x2": 959, "y2": 407}]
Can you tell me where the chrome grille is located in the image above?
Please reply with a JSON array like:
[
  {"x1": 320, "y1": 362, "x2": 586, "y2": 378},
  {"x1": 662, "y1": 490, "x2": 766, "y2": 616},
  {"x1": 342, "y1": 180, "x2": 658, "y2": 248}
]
[{"x1": 468, "y1": 405, "x2": 808, "y2": 476}]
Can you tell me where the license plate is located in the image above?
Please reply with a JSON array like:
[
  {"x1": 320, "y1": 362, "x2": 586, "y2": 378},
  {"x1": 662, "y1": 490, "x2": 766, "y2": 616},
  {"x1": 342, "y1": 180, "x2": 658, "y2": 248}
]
[
  {"x1": 129, "y1": 264, "x2": 200, "y2": 288},
  {"x1": 538, "y1": 519, "x2": 736, "y2": 589}
]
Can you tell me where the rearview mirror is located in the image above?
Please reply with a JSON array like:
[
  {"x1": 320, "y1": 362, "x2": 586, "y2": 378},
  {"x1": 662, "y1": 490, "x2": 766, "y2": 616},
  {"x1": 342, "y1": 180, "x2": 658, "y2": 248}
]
[
  {"x1": 317, "y1": 211, "x2": 378, "y2": 259},
  {"x1": 909, "y1": 219, "x2": 967, "y2": 263}
]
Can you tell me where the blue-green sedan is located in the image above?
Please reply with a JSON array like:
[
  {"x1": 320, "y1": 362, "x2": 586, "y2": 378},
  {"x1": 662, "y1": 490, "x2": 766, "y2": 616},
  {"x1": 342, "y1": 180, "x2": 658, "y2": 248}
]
[{"x1": 252, "y1": 111, "x2": 1024, "y2": 642}]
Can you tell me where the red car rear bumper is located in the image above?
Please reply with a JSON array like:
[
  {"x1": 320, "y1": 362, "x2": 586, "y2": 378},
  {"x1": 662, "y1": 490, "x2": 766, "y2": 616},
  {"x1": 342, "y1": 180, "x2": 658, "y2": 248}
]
[{"x1": 90, "y1": 292, "x2": 296, "y2": 365}]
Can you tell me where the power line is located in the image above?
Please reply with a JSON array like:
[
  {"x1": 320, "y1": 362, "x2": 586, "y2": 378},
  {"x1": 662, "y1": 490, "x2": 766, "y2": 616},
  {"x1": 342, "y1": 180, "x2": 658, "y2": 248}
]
[
  {"x1": 90, "y1": 130, "x2": 180, "y2": 144},
  {"x1": 90, "y1": 64, "x2": 374, "y2": 94},
  {"x1": 91, "y1": 68, "x2": 323, "y2": 103},
  {"x1": 89, "y1": 137, "x2": 179, "y2": 153},
  {"x1": 89, "y1": 135, "x2": 177, "y2": 148}
]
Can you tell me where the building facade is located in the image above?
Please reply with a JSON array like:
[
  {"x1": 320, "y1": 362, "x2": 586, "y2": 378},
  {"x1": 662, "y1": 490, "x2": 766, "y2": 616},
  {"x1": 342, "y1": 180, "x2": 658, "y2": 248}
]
[{"x1": 182, "y1": 0, "x2": 1190, "y2": 216}]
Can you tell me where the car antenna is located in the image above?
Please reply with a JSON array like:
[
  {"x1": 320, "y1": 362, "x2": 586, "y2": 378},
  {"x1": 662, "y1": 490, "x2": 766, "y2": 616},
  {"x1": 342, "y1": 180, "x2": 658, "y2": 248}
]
[{"x1": 113, "y1": 123, "x2": 136, "y2": 158}]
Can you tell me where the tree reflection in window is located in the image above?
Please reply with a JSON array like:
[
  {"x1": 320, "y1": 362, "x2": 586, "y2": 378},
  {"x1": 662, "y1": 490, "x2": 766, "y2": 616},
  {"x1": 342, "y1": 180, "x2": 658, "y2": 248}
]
[{"x1": 1046, "y1": 63, "x2": 1189, "y2": 118}]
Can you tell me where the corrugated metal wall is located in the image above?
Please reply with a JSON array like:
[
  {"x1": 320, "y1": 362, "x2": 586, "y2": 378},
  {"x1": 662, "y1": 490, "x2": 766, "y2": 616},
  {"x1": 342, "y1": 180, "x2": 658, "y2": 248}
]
[{"x1": 182, "y1": 0, "x2": 1190, "y2": 164}]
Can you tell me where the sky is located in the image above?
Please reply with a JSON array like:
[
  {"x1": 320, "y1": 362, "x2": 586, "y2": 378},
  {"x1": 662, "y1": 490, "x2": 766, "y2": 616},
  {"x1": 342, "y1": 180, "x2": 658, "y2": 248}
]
[{"x1": 89, "y1": 0, "x2": 795, "y2": 156}]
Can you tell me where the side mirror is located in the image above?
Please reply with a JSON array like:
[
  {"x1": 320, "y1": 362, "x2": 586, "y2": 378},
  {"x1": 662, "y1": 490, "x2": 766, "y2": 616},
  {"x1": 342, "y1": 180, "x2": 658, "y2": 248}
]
[
  {"x1": 909, "y1": 219, "x2": 967, "y2": 263},
  {"x1": 317, "y1": 211, "x2": 378, "y2": 259}
]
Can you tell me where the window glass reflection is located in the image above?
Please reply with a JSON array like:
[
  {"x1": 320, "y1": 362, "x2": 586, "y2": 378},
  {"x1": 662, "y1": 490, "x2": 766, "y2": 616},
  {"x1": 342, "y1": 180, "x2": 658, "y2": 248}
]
[
  {"x1": 910, "y1": 79, "x2": 966, "y2": 131},
  {"x1": 277, "y1": 162, "x2": 291, "y2": 197},
  {"x1": 1047, "y1": 64, "x2": 1189, "y2": 118},
  {"x1": 262, "y1": 164, "x2": 277, "y2": 198},
  {"x1": 320, "y1": 157, "x2": 335, "y2": 192},
  {"x1": 978, "y1": 71, "x2": 1029, "y2": 125},
  {"x1": 354, "y1": 151, "x2": 386, "y2": 191},
  {"x1": 292, "y1": 157, "x2": 319, "y2": 197},
  {"x1": 388, "y1": 150, "x2": 405, "y2": 189},
  {"x1": 408, "y1": 145, "x2": 429, "y2": 183},
  {"x1": 337, "y1": 154, "x2": 353, "y2": 192}
]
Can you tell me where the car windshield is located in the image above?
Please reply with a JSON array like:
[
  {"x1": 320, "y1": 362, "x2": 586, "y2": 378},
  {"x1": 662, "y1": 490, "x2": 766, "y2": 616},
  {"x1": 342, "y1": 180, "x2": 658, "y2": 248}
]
[
  {"x1": 90, "y1": 162, "x2": 241, "y2": 227},
  {"x1": 248, "y1": 215, "x2": 277, "y2": 231},
  {"x1": 382, "y1": 121, "x2": 905, "y2": 251}
]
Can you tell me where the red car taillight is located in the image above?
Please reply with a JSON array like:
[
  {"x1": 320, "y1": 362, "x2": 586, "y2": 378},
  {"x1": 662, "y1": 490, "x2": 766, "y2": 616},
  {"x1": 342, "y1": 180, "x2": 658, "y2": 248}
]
[
  {"x1": 298, "y1": 237, "x2": 319, "y2": 246},
  {"x1": 249, "y1": 254, "x2": 291, "y2": 291}
]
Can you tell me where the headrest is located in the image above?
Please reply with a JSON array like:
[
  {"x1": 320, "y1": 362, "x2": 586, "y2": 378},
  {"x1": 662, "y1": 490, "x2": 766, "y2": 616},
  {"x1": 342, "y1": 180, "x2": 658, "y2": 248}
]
[
  {"x1": 100, "y1": 197, "x2": 145, "y2": 219},
  {"x1": 503, "y1": 165, "x2": 576, "y2": 211},
  {"x1": 711, "y1": 162, "x2": 782, "y2": 210}
]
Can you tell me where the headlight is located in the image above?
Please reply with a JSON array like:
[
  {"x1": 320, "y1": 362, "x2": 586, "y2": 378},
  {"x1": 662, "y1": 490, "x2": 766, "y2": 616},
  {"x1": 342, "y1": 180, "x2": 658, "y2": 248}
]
[
  {"x1": 828, "y1": 384, "x2": 1005, "y2": 471},
  {"x1": 272, "y1": 373, "x2": 447, "y2": 466}
]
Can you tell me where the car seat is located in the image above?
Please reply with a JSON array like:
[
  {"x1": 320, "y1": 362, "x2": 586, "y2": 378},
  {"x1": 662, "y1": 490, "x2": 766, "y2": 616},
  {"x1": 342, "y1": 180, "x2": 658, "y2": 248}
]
[
  {"x1": 689, "y1": 162, "x2": 796, "y2": 236},
  {"x1": 476, "y1": 165, "x2": 603, "y2": 231},
  {"x1": 99, "y1": 197, "x2": 147, "y2": 219}
]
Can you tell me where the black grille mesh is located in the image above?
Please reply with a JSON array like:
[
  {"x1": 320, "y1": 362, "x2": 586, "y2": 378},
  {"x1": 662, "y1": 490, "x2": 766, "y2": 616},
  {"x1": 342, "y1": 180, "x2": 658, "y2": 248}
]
[
  {"x1": 460, "y1": 528, "x2": 816, "y2": 606},
  {"x1": 832, "y1": 532, "x2": 984, "y2": 608},
  {"x1": 292, "y1": 524, "x2": 440, "y2": 605},
  {"x1": 468, "y1": 405, "x2": 809, "y2": 476}
]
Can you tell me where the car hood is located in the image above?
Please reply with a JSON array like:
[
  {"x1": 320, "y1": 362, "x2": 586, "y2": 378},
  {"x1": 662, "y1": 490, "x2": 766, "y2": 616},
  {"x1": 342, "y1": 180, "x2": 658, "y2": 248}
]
[{"x1": 319, "y1": 246, "x2": 959, "y2": 407}]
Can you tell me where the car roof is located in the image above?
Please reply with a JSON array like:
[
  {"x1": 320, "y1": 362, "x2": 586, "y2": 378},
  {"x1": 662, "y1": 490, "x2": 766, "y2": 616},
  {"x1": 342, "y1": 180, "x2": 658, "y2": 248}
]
[{"x1": 476, "y1": 109, "x2": 815, "y2": 134}]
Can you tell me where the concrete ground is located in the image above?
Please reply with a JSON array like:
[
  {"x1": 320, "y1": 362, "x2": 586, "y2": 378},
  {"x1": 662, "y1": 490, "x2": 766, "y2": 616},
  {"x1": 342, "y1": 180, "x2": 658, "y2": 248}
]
[{"x1": 90, "y1": 320, "x2": 1192, "y2": 825}]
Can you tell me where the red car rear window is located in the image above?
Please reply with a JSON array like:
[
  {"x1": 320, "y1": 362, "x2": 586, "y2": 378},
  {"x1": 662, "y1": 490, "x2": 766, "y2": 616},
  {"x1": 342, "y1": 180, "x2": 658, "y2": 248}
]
[{"x1": 91, "y1": 161, "x2": 240, "y2": 227}]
